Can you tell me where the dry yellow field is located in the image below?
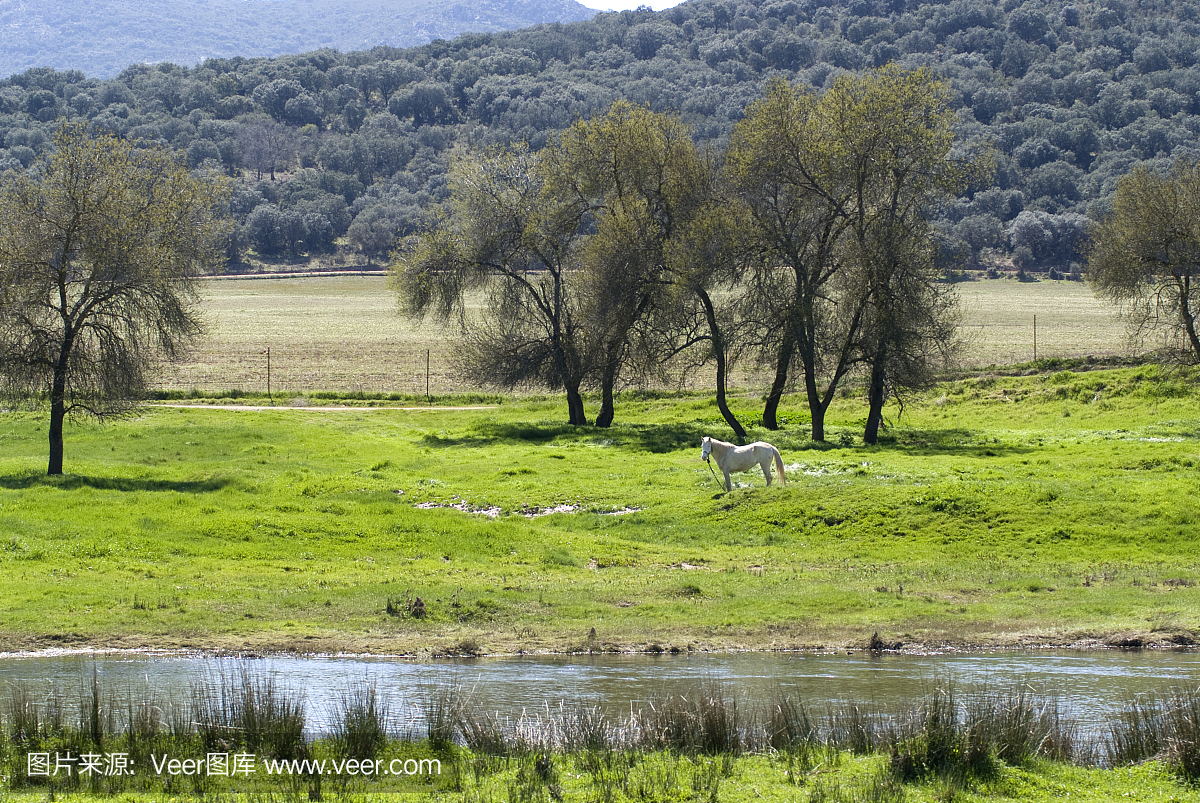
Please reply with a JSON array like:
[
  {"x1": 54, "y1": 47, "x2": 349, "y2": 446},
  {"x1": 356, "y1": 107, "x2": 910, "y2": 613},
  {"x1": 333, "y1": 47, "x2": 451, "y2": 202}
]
[
  {"x1": 159, "y1": 275, "x2": 451, "y2": 395},
  {"x1": 156, "y1": 275, "x2": 1133, "y2": 395},
  {"x1": 955, "y1": 277, "x2": 1131, "y2": 365}
]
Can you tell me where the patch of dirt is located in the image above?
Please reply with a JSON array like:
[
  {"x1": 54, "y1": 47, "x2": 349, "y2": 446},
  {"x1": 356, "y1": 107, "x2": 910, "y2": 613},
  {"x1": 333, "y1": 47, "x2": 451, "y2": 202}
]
[
  {"x1": 152, "y1": 404, "x2": 498, "y2": 411},
  {"x1": 8, "y1": 626, "x2": 1198, "y2": 659},
  {"x1": 413, "y1": 501, "x2": 642, "y2": 519}
]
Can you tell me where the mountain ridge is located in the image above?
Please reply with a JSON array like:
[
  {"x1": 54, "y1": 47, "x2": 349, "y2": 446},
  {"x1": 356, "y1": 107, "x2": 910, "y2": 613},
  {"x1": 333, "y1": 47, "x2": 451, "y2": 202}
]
[
  {"x1": 1, "y1": 0, "x2": 1196, "y2": 274},
  {"x1": 0, "y1": 0, "x2": 597, "y2": 79}
]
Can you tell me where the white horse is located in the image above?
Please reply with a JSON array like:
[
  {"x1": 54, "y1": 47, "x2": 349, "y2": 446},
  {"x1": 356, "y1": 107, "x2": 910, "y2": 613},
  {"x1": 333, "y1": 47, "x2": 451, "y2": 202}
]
[{"x1": 700, "y1": 436, "x2": 786, "y2": 492}]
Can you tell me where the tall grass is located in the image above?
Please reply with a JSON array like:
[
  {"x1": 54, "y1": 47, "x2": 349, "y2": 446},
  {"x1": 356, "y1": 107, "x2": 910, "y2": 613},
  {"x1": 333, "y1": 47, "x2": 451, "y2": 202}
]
[
  {"x1": 425, "y1": 683, "x2": 463, "y2": 752},
  {"x1": 826, "y1": 699, "x2": 885, "y2": 756},
  {"x1": 883, "y1": 684, "x2": 1082, "y2": 785},
  {"x1": 639, "y1": 685, "x2": 743, "y2": 755},
  {"x1": 191, "y1": 664, "x2": 307, "y2": 760},
  {"x1": 329, "y1": 679, "x2": 389, "y2": 760},
  {"x1": 767, "y1": 692, "x2": 818, "y2": 751},
  {"x1": 885, "y1": 685, "x2": 994, "y2": 783},
  {"x1": 458, "y1": 704, "x2": 511, "y2": 755},
  {"x1": 557, "y1": 703, "x2": 613, "y2": 753},
  {"x1": 967, "y1": 685, "x2": 1079, "y2": 764},
  {"x1": 1106, "y1": 685, "x2": 1200, "y2": 780},
  {"x1": 4, "y1": 680, "x2": 65, "y2": 747},
  {"x1": 1, "y1": 670, "x2": 1196, "y2": 799}
]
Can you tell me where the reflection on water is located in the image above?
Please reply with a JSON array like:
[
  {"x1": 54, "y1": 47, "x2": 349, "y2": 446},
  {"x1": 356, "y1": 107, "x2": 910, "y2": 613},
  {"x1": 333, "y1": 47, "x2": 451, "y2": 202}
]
[{"x1": 1, "y1": 650, "x2": 1197, "y2": 738}]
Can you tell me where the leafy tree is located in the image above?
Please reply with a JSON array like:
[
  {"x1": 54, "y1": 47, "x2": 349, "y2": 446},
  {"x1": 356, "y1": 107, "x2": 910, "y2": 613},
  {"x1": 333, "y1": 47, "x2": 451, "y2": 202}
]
[
  {"x1": 830, "y1": 66, "x2": 975, "y2": 444},
  {"x1": 726, "y1": 76, "x2": 850, "y2": 437},
  {"x1": 728, "y1": 66, "x2": 971, "y2": 442},
  {"x1": 389, "y1": 83, "x2": 457, "y2": 126},
  {"x1": 1087, "y1": 159, "x2": 1200, "y2": 363},
  {"x1": 347, "y1": 203, "x2": 411, "y2": 264},
  {"x1": 7, "y1": 0, "x2": 1200, "y2": 282},
  {"x1": 543, "y1": 102, "x2": 746, "y2": 433},
  {"x1": 947, "y1": 213, "x2": 1004, "y2": 264},
  {"x1": 0, "y1": 124, "x2": 230, "y2": 474},
  {"x1": 392, "y1": 143, "x2": 592, "y2": 425}
]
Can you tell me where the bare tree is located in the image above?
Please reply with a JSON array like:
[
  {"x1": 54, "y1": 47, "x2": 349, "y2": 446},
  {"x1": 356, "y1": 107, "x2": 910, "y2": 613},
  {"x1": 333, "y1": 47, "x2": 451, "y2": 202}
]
[
  {"x1": 392, "y1": 143, "x2": 593, "y2": 425},
  {"x1": 0, "y1": 124, "x2": 231, "y2": 475},
  {"x1": 237, "y1": 118, "x2": 296, "y2": 181},
  {"x1": 1087, "y1": 159, "x2": 1200, "y2": 363}
]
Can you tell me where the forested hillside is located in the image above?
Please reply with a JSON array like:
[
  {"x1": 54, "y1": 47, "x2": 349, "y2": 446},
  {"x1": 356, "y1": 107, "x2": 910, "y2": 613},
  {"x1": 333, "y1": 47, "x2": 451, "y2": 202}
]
[
  {"x1": 0, "y1": 0, "x2": 596, "y2": 80},
  {"x1": 2, "y1": 0, "x2": 1197, "y2": 273}
]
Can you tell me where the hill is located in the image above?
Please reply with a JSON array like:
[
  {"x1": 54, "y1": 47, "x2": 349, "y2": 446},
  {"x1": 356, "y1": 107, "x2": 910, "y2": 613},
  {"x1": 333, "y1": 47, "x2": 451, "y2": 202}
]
[
  {"x1": 0, "y1": 0, "x2": 597, "y2": 80},
  {"x1": 1, "y1": 0, "x2": 1198, "y2": 274}
]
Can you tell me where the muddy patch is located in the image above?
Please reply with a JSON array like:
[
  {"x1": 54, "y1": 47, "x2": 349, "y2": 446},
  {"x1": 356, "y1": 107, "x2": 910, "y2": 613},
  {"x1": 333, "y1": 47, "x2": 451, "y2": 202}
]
[
  {"x1": 414, "y1": 500, "x2": 501, "y2": 518},
  {"x1": 414, "y1": 500, "x2": 642, "y2": 518}
]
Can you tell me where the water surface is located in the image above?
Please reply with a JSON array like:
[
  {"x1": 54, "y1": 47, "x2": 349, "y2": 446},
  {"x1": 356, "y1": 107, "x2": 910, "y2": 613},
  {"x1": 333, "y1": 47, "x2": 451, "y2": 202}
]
[{"x1": 2, "y1": 650, "x2": 1196, "y2": 739}]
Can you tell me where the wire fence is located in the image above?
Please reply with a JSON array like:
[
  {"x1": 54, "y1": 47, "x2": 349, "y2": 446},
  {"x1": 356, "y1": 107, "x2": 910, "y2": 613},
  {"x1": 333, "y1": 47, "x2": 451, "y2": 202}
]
[
  {"x1": 147, "y1": 276, "x2": 1132, "y2": 399},
  {"x1": 155, "y1": 345, "x2": 451, "y2": 396},
  {"x1": 154, "y1": 345, "x2": 793, "y2": 399},
  {"x1": 152, "y1": 320, "x2": 1131, "y2": 399}
]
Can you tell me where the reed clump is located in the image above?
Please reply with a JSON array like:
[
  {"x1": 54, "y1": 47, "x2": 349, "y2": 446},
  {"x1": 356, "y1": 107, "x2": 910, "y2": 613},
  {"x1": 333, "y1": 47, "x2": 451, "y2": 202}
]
[
  {"x1": 191, "y1": 664, "x2": 307, "y2": 761},
  {"x1": 639, "y1": 685, "x2": 742, "y2": 755},
  {"x1": 329, "y1": 679, "x2": 389, "y2": 760},
  {"x1": 1106, "y1": 685, "x2": 1200, "y2": 780}
]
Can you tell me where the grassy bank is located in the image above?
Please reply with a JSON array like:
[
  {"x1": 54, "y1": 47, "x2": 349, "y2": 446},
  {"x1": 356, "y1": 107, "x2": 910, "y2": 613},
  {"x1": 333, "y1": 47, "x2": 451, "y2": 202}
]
[
  {"x1": 4, "y1": 668, "x2": 1200, "y2": 802},
  {"x1": 2, "y1": 362, "x2": 1199, "y2": 655}
]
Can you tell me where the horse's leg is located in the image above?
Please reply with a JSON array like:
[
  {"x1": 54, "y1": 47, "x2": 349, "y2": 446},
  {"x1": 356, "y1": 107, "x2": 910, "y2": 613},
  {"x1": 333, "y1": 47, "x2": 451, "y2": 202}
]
[
  {"x1": 761, "y1": 458, "x2": 773, "y2": 486},
  {"x1": 723, "y1": 469, "x2": 732, "y2": 492}
]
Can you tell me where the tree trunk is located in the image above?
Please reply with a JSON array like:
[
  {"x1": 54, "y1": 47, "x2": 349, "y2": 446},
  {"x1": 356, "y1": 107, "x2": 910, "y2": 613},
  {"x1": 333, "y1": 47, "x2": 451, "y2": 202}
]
[
  {"x1": 48, "y1": 364, "x2": 68, "y2": 476},
  {"x1": 1178, "y1": 278, "x2": 1200, "y2": 361},
  {"x1": 863, "y1": 359, "x2": 887, "y2": 446},
  {"x1": 803, "y1": 361, "x2": 826, "y2": 443},
  {"x1": 595, "y1": 356, "x2": 618, "y2": 428},
  {"x1": 762, "y1": 332, "x2": 795, "y2": 431},
  {"x1": 565, "y1": 384, "x2": 589, "y2": 426},
  {"x1": 697, "y1": 288, "x2": 746, "y2": 442}
]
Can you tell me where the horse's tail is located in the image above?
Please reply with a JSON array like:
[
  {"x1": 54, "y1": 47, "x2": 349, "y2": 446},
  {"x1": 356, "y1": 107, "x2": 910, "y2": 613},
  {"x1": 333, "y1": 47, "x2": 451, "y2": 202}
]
[{"x1": 773, "y1": 447, "x2": 786, "y2": 486}]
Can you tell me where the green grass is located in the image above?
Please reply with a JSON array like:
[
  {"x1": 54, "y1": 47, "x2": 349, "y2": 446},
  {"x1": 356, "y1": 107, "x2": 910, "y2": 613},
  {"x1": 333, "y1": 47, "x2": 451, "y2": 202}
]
[
  {"x1": 6, "y1": 757, "x2": 1194, "y2": 803},
  {"x1": 3, "y1": 361, "x2": 1200, "y2": 655}
]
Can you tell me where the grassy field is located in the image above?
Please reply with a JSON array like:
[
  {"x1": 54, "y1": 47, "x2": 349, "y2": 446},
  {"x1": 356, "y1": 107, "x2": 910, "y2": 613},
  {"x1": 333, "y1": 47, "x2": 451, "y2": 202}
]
[
  {"x1": 5, "y1": 277, "x2": 1200, "y2": 801},
  {"x1": 955, "y1": 278, "x2": 1133, "y2": 365},
  {"x1": 3, "y1": 361, "x2": 1199, "y2": 656},
  {"x1": 156, "y1": 275, "x2": 1133, "y2": 395}
]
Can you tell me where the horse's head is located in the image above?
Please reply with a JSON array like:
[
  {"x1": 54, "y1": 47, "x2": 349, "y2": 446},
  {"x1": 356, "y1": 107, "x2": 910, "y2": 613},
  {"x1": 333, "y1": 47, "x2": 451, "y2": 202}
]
[{"x1": 700, "y1": 436, "x2": 711, "y2": 462}]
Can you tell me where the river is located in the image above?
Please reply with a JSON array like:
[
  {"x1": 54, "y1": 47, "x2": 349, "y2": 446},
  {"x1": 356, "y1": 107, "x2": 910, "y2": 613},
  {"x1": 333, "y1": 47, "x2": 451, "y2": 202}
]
[{"x1": 1, "y1": 649, "x2": 1197, "y2": 742}]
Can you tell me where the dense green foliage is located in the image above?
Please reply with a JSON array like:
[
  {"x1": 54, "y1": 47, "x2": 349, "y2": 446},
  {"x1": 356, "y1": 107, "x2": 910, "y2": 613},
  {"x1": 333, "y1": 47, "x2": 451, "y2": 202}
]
[
  {"x1": 0, "y1": 0, "x2": 596, "y2": 81},
  {"x1": 1, "y1": 0, "x2": 1198, "y2": 273}
]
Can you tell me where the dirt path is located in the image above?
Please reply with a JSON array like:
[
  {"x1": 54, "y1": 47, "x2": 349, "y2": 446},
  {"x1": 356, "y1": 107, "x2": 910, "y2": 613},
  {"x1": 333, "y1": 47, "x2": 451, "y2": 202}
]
[{"x1": 151, "y1": 404, "x2": 498, "y2": 411}]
